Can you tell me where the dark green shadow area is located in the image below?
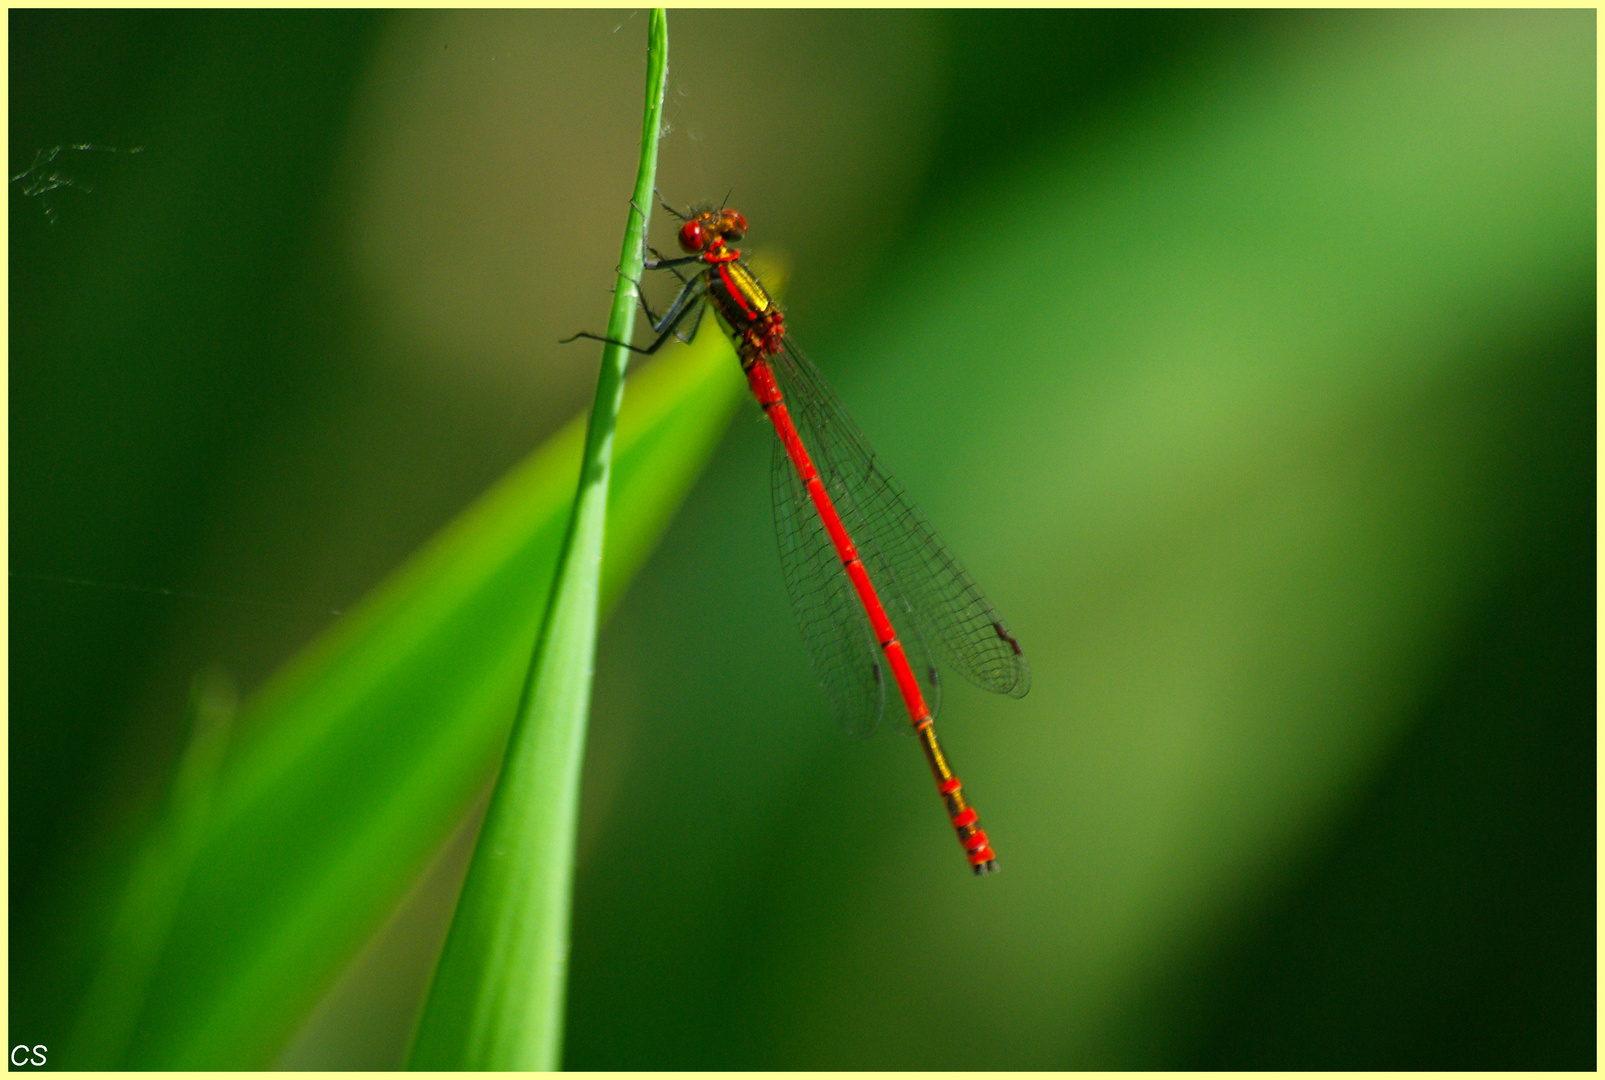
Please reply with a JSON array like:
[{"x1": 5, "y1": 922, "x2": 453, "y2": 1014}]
[
  {"x1": 1096, "y1": 307, "x2": 1595, "y2": 1070},
  {"x1": 11, "y1": 8, "x2": 387, "y2": 1051}
]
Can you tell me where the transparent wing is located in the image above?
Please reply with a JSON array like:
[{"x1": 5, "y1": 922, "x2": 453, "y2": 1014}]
[
  {"x1": 768, "y1": 339, "x2": 1031, "y2": 702},
  {"x1": 771, "y1": 432, "x2": 886, "y2": 737}
]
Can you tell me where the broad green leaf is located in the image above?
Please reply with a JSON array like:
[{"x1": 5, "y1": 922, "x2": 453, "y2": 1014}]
[
  {"x1": 64, "y1": 669, "x2": 238, "y2": 1070},
  {"x1": 127, "y1": 310, "x2": 741, "y2": 1067}
]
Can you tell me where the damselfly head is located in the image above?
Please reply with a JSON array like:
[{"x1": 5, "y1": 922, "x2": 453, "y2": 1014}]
[
  {"x1": 717, "y1": 209, "x2": 747, "y2": 242},
  {"x1": 677, "y1": 207, "x2": 747, "y2": 253},
  {"x1": 676, "y1": 217, "x2": 709, "y2": 253}
]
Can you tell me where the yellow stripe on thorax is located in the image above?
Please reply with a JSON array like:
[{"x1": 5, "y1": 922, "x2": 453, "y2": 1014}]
[{"x1": 724, "y1": 261, "x2": 771, "y2": 312}]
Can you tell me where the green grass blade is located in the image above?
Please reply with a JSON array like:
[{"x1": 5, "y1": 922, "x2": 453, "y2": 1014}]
[
  {"x1": 130, "y1": 276, "x2": 737, "y2": 1067},
  {"x1": 405, "y1": 8, "x2": 669, "y2": 1071},
  {"x1": 64, "y1": 668, "x2": 237, "y2": 1070}
]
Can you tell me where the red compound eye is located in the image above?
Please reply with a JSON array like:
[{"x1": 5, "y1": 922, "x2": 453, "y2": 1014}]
[
  {"x1": 720, "y1": 210, "x2": 747, "y2": 241},
  {"x1": 677, "y1": 219, "x2": 707, "y2": 252}
]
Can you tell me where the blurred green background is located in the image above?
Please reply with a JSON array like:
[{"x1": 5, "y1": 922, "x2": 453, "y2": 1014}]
[{"x1": 9, "y1": 9, "x2": 1594, "y2": 1070}]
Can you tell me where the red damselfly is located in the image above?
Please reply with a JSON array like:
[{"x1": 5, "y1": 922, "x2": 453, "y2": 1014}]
[{"x1": 565, "y1": 201, "x2": 1030, "y2": 875}]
